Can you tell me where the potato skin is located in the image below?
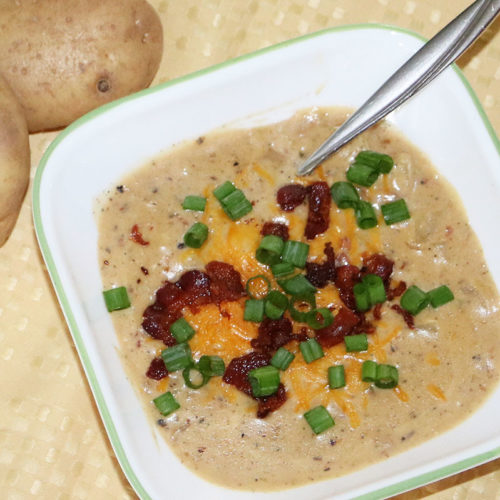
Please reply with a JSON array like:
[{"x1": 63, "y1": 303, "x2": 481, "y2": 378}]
[
  {"x1": 0, "y1": 0, "x2": 163, "y2": 132},
  {"x1": 0, "y1": 73, "x2": 30, "y2": 247}
]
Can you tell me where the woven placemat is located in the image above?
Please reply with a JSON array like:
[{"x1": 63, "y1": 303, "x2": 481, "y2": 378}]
[{"x1": 1, "y1": 1, "x2": 499, "y2": 498}]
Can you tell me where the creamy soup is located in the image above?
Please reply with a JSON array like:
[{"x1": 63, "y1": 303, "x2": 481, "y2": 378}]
[{"x1": 96, "y1": 107, "x2": 500, "y2": 491}]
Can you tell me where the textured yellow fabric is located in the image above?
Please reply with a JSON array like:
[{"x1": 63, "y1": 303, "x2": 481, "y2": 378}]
[{"x1": 1, "y1": 1, "x2": 499, "y2": 498}]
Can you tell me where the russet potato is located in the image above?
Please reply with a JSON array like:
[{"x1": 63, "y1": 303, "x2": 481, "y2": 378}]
[
  {"x1": 0, "y1": 73, "x2": 30, "y2": 247},
  {"x1": 0, "y1": 0, "x2": 163, "y2": 132}
]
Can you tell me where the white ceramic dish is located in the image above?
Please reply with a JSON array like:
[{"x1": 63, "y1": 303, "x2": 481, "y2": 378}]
[{"x1": 33, "y1": 25, "x2": 500, "y2": 499}]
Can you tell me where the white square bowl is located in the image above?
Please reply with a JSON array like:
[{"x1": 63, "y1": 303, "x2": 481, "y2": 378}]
[{"x1": 33, "y1": 25, "x2": 500, "y2": 500}]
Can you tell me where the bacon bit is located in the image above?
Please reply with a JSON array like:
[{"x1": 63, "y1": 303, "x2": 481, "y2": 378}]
[
  {"x1": 251, "y1": 317, "x2": 308, "y2": 355},
  {"x1": 373, "y1": 303, "x2": 383, "y2": 320},
  {"x1": 146, "y1": 357, "x2": 168, "y2": 380},
  {"x1": 276, "y1": 184, "x2": 307, "y2": 211},
  {"x1": 261, "y1": 221, "x2": 289, "y2": 241},
  {"x1": 130, "y1": 224, "x2": 150, "y2": 246},
  {"x1": 257, "y1": 384, "x2": 287, "y2": 418},
  {"x1": 387, "y1": 281, "x2": 407, "y2": 300},
  {"x1": 304, "y1": 182, "x2": 331, "y2": 240},
  {"x1": 305, "y1": 242, "x2": 336, "y2": 288},
  {"x1": 335, "y1": 265, "x2": 361, "y2": 310},
  {"x1": 142, "y1": 262, "x2": 244, "y2": 344},
  {"x1": 205, "y1": 261, "x2": 245, "y2": 303},
  {"x1": 223, "y1": 352, "x2": 271, "y2": 398},
  {"x1": 391, "y1": 304, "x2": 415, "y2": 329},
  {"x1": 361, "y1": 253, "x2": 394, "y2": 285},
  {"x1": 140, "y1": 266, "x2": 149, "y2": 275},
  {"x1": 315, "y1": 307, "x2": 360, "y2": 348}
]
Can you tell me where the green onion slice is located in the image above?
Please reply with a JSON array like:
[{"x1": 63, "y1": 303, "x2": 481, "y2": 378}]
[
  {"x1": 103, "y1": 286, "x2": 131, "y2": 312},
  {"x1": 361, "y1": 360, "x2": 378, "y2": 382},
  {"x1": 300, "y1": 338, "x2": 324, "y2": 364},
  {"x1": 256, "y1": 235, "x2": 284, "y2": 266},
  {"x1": 183, "y1": 222, "x2": 209, "y2": 248},
  {"x1": 264, "y1": 290, "x2": 289, "y2": 320},
  {"x1": 330, "y1": 181, "x2": 360, "y2": 209},
  {"x1": 306, "y1": 308, "x2": 334, "y2": 330},
  {"x1": 221, "y1": 189, "x2": 253, "y2": 220},
  {"x1": 344, "y1": 333, "x2": 368, "y2": 352},
  {"x1": 182, "y1": 365, "x2": 210, "y2": 389},
  {"x1": 244, "y1": 299, "x2": 265, "y2": 322},
  {"x1": 281, "y1": 240, "x2": 310, "y2": 269},
  {"x1": 198, "y1": 355, "x2": 225, "y2": 377},
  {"x1": 246, "y1": 275, "x2": 271, "y2": 299},
  {"x1": 213, "y1": 181, "x2": 236, "y2": 201},
  {"x1": 355, "y1": 201, "x2": 378, "y2": 230},
  {"x1": 170, "y1": 317, "x2": 196, "y2": 343},
  {"x1": 248, "y1": 365, "x2": 280, "y2": 397},
  {"x1": 161, "y1": 343, "x2": 193, "y2": 372},
  {"x1": 304, "y1": 405, "x2": 335, "y2": 434},
  {"x1": 353, "y1": 283, "x2": 370, "y2": 312},
  {"x1": 328, "y1": 365, "x2": 346, "y2": 389},
  {"x1": 355, "y1": 150, "x2": 394, "y2": 174},
  {"x1": 346, "y1": 163, "x2": 379, "y2": 187},
  {"x1": 428, "y1": 285, "x2": 454, "y2": 308},
  {"x1": 182, "y1": 195, "x2": 206, "y2": 212},
  {"x1": 153, "y1": 391, "x2": 180, "y2": 416},
  {"x1": 289, "y1": 296, "x2": 316, "y2": 322},
  {"x1": 375, "y1": 364, "x2": 399, "y2": 389},
  {"x1": 363, "y1": 274, "x2": 387, "y2": 305},
  {"x1": 278, "y1": 274, "x2": 317, "y2": 298},
  {"x1": 381, "y1": 199, "x2": 411, "y2": 225},
  {"x1": 270, "y1": 262, "x2": 295, "y2": 278},
  {"x1": 400, "y1": 285, "x2": 429, "y2": 315},
  {"x1": 271, "y1": 347, "x2": 295, "y2": 371}
]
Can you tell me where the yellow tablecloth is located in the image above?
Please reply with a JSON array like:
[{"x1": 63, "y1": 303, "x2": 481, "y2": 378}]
[{"x1": 1, "y1": 1, "x2": 500, "y2": 498}]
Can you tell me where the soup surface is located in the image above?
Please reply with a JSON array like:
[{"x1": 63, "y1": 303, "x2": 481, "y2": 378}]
[{"x1": 96, "y1": 107, "x2": 500, "y2": 491}]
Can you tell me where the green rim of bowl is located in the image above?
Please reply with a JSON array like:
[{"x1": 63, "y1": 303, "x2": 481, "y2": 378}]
[{"x1": 32, "y1": 23, "x2": 500, "y2": 500}]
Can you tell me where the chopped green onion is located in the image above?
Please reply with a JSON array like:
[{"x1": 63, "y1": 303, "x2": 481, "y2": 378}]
[
  {"x1": 344, "y1": 333, "x2": 368, "y2": 352},
  {"x1": 246, "y1": 275, "x2": 271, "y2": 299},
  {"x1": 328, "y1": 365, "x2": 346, "y2": 389},
  {"x1": 182, "y1": 365, "x2": 210, "y2": 389},
  {"x1": 353, "y1": 283, "x2": 370, "y2": 312},
  {"x1": 304, "y1": 405, "x2": 335, "y2": 434},
  {"x1": 170, "y1": 317, "x2": 195, "y2": 343},
  {"x1": 271, "y1": 347, "x2": 295, "y2": 371},
  {"x1": 153, "y1": 391, "x2": 180, "y2": 416},
  {"x1": 375, "y1": 364, "x2": 399, "y2": 389},
  {"x1": 103, "y1": 286, "x2": 130, "y2": 312},
  {"x1": 355, "y1": 201, "x2": 378, "y2": 229},
  {"x1": 270, "y1": 262, "x2": 295, "y2": 278},
  {"x1": 289, "y1": 297, "x2": 316, "y2": 322},
  {"x1": 182, "y1": 195, "x2": 206, "y2": 212},
  {"x1": 248, "y1": 365, "x2": 280, "y2": 397},
  {"x1": 161, "y1": 343, "x2": 193, "y2": 372},
  {"x1": 244, "y1": 299, "x2": 265, "y2": 322},
  {"x1": 400, "y1": 285, "x2": 429, "y2": 315},
  {"x1": 198, "y1": 355, "x2": 225, "y2": 377},
  {"x1": 330, "y1": 181, "x2": 360, "y2": 209},
  {"x1": 306, "y1": 308, "x2": 334, "y2": 330},
  {"x1": 381, "y1": 199, "x2": 411, "y2": 225},
  {"x1": 183, "y1": 222, "x2": 209, "y2": 248},
  {"x1": 281, "y1": 240, "x2": 310, "y2": 269},
  {"x1": 355, "y1": 150, "x2": 394, "y2": 174},
  {"x1": 361, "y1": 360, "x2": 378, "y2": 382},
  {"x1": 264, "y1": 290, "x2": 289, "y2": 320},
  {"x1": 278, "y1": 274, "x2": 317, "y2": 298},
  {"x1": 256, "y1": 235, "x2": 284, "y2": 266},
  {"x1": 428, "y1": 285, "x2": 454, "y2": 308},
  {"x1": 346, "y1": 163, "x2": 379, "y2": 187},
  {"x1": 213, "y1": 181, "x2": 236, "y2": 201},
  {"x1": 220, "y1": 189, "x2": 253, "y2": 220},
  {"x1": 363, "y1": 274, "x2": 386, "y2": 304},
  {"x1": 300, "y1": 338, "x2": 324, "y2": 363}
]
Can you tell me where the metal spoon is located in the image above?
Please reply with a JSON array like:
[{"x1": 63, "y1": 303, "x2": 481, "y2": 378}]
[{"x1": 298, "y1": 0, "x2": 500, "y2": 176}]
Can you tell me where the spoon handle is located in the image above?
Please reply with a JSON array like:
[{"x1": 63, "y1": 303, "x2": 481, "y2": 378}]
[{"x1": 298, "y1": 0, "x2": 500, "y2": 176}]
